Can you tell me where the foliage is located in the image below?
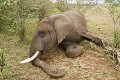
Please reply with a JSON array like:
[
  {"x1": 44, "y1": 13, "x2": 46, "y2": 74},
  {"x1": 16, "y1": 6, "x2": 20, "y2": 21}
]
[
  {"x1": 105, "y1": 0, "x2": 120, "y2": 47},
  {"x1": 0, "y1": 0, "x2": 11, "y2": 32},
  {"x1": 105, "y1": 0, "x2": 120, "y2": 3},
  {"x1": 0, "y1": 0, "x2": 35, "y2": 41},
  {"x1": 0, "y1": 48, "x2": 4, "y2": 73},
  {"x1": 105, "y1": 0, "x2": 120, "y2": 30},
  {"x1": 0, "y1": 48, "x2": 11, "y2": 79},
  {"x1": 0, "y1": 0, "x2": 56, "y2": 41},
  {"x1": 36, "y1": 0, "x2": 55, "y2": 20},
  {"x1": 113, "y1": 30, "x2": 120, "y2": 48},
  {"x1": 13, "y1": 0, "x2": 36, "y2": 41},
  {"x1": 55, "y1": 0, "x2": 71, "y2": 12}
]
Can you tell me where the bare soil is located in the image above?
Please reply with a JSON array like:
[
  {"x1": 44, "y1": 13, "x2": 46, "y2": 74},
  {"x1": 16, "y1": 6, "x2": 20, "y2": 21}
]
[{"x1": 10, "y1": 49, "x2": 120, "y2": 80}]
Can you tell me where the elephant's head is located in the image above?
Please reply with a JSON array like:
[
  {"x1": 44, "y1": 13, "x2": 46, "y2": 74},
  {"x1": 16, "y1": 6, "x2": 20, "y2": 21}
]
[
  {"x1": 29, "y1": 19, "x2": 57, "y2": 57},
  {"x1": 20, "y1": 15, "x2": 72, "y2": 77}
]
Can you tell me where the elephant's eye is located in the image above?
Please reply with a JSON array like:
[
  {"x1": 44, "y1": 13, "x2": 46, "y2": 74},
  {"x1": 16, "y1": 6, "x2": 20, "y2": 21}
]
[{"x1": 38, "y1": 31, "x2": 45, "y2": 38}]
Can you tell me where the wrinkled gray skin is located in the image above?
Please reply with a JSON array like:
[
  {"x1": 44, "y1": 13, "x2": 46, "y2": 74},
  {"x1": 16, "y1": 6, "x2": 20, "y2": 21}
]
[{"x1": 29, "y1": 10, "x2": 104, "y2": 78}]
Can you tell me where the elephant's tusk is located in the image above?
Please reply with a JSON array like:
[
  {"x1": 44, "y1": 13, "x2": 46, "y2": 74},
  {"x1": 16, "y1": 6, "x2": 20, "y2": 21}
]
[{"x1": 20, "y1": 51, "x2": 39, "y2": 64}]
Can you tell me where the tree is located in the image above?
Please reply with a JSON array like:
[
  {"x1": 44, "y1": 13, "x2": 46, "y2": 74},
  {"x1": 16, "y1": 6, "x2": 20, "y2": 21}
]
[
  {"x1": 75, "y1": 0, "x2": 97, "y2": 14},
  {"x1": 0, "y1": 0, "x2": 56, "y2": 41},
  {"x1": 0, "y1": 0, "x2": 33, "y2": 41},
  {"x1": 55, "y1": 0, "x2": 71, "y2": 12},
  {"x1": 37, "y1": 0, "x2": 54, "y2": 20},
  {"x1": 0, "y1": 0, "x2": 11, "y2": 32},
  {"x1": 105, "y1": 0, "x2": 120, "y2": 48},
  {"x1": 105, "y1": 0, "x2": 120, "y2": 31}
]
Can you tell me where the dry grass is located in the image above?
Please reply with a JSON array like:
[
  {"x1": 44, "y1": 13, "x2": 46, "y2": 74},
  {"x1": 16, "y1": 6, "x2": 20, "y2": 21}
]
[{"x1": 0, "y1": 10, "x2": 120, "y2": 80}]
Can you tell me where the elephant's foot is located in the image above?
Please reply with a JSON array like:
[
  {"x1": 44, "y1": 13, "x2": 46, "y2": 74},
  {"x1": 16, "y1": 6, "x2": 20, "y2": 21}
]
[
  {"x1": 82, "y1": 31, "x2": 106, "y2": 48},
  {"x1": 65, "y1": 44, "x2": 84, "y2": 58}
]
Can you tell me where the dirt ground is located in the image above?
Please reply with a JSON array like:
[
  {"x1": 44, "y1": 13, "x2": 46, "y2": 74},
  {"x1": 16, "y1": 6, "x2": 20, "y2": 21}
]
[
  {"x1": 4, "y1": 46, "x2": 120, "y2": 80},
  {"x1": 1, "y1": 10, "x2": 120, "y2": 80}
]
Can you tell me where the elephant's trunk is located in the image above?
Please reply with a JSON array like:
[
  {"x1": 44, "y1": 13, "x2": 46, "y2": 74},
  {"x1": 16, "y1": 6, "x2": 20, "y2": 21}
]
[
  {"x1": 21, "y1": 49, "x2": 66, "y2": 77},
  {"x1": 33, "y1": 57, "x2": 66, "y2": 78}
]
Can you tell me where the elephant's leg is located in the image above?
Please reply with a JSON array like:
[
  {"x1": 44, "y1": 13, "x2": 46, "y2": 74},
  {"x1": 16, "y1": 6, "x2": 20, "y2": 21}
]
[
  {"x1": 82, "y1": 31, "x2": 105, "y2": 48},
  {"x1": 65, "y1": 43, "x2": 85, "y2": 58}
]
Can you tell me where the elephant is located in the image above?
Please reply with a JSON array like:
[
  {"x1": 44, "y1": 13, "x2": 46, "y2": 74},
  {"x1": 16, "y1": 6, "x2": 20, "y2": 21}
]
[{"x1": 20, "y1": 10, "x2": 105, "y2": 78}]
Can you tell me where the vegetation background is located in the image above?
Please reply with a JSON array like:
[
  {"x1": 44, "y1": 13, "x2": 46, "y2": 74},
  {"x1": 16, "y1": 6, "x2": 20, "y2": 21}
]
[{"x1": 0, "y1": 0, "x2": 120, "y2": 80}]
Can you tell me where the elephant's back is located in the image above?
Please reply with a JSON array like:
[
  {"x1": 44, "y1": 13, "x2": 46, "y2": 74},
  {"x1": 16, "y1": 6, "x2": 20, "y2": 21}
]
[
  {"x1": 62, "y1": 10, "x2": 88, "y2": 37},
  {"x1": 62, "y1": 10, "x2": 87, "y2": 28}
]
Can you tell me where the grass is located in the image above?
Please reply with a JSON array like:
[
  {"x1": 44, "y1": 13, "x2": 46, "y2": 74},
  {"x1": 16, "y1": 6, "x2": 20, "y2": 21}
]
[{"x1": 0, "y1": 7, "x2": 120, "y2": 80}]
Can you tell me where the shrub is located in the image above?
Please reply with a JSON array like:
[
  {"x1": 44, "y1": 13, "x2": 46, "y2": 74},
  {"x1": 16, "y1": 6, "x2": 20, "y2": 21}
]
[
  {"x1": 0, "y1": 48, "x2": 11, "y2": 79},
  {"x1": 113, "y1": 30, "x2": 120, "y2": 48},
  {"x1": 55, "y1": 0, "x2": 71, "y2": 12}
]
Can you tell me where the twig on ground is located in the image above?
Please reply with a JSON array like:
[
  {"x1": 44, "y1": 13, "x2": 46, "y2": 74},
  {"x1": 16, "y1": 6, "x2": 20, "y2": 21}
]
[
  {"x1": 62, "y1": 60, "x2": 87, "y2": 69},
  {"x1": 101, "y1": 39, "x2": 120, "y2": 64}
]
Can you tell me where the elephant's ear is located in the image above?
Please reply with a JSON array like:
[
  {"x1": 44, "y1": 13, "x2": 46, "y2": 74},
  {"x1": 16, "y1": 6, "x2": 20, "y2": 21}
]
[{"x1": 54, "y1": 17, "x2": 72, "y2": 44}]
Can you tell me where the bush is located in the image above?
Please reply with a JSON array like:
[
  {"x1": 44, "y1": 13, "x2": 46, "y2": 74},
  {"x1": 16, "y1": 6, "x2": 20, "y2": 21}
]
[
  {"x1": 55, "y1": 0, "x2": 71, "y2": 12},
  {"x1": 0, "y1": 0, "x2": 32, "y2": 41},
  {"x1": 113, "y1": 30, "x2": 120, "y2": 48},
  {"x1": 37, "y1": 0, "x2": 55, "y2": 20},
  {"x1": 0, "y1": 48, "x2": 11, "y2": 79},
  {"x1": 0, "y1": 0, "x2": 10, "y2": 32}
]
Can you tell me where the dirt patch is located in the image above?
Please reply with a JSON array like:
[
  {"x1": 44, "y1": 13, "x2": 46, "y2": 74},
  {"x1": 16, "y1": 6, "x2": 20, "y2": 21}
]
[{"x1": 62, "y1": 51, "x2": 119, "y2": 80}]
